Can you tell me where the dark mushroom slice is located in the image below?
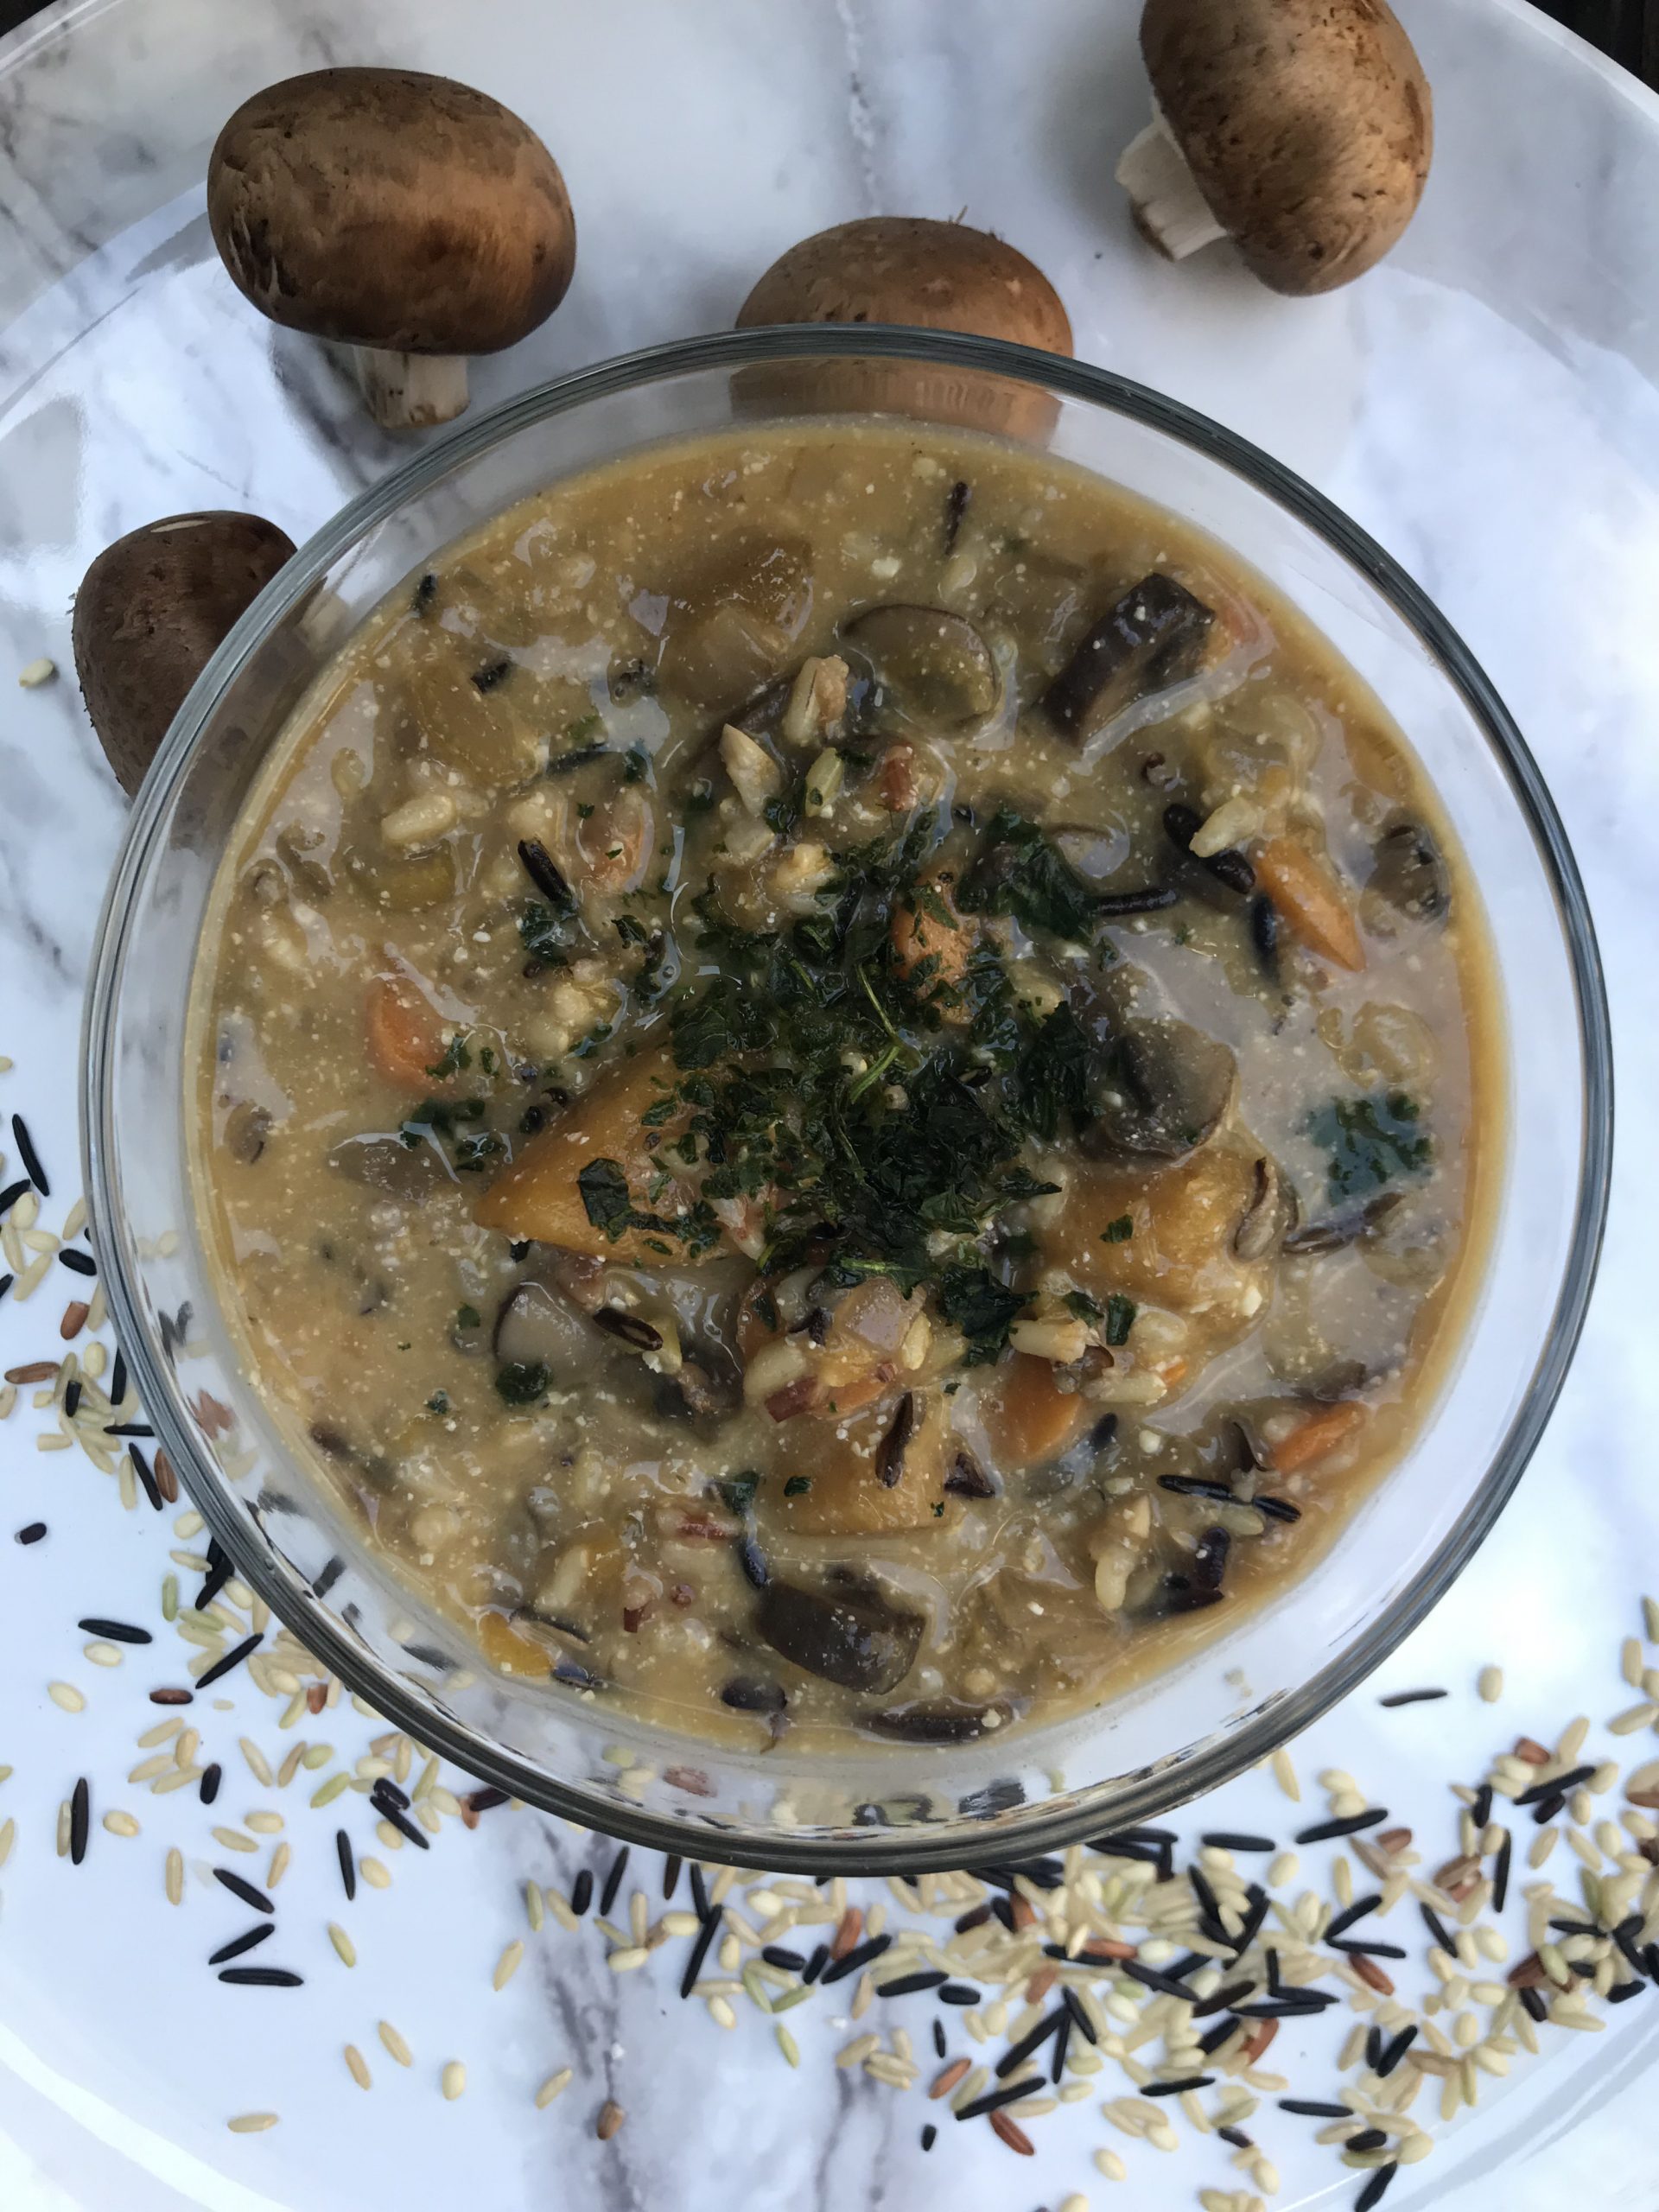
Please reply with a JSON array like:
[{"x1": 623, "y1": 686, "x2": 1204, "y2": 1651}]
[
  {"x1": 720, "y1": 1675, "x2": 787, "y2": 1715},
  {"x1": 1281, "y1": 1188, "x2": 1402, "y2": 1256},
  {"x1": 841, "y1": 604, "x2": 1001, "y2": 729},
  {"x1": 1082, "y1": 1018, "x2": 1237, "y2": 1162},
  {"x1": 753, "y1": 1577, "x2": 924, "y2": 1695},
  {"x1": 328, "y1": 1131, "x2": 453, "y2": 1204},
  {"x1": 655, "y1": 536, "x2": 813, "y2": 713},
  {"x1": 223, "y1": 1102, "x2": 272, "y2": 1165},
  {"x1": 1042, "y1": 574, "x2": 1214, "y2": 742},
  {"x1": 1369, "y1": 817, "x2": 1450, "y2": 925}
]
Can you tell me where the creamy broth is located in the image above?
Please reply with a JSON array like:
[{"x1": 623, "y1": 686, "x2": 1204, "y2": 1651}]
[{"x1": 192, "y1": 423, "x2": 1497, "y2": 1751}]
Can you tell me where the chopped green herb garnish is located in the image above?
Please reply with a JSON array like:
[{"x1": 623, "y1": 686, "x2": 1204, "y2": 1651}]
[
  {"x1": 783, "y1": 1476, "x2": 812, "y2": 1497},
  {"x1": 718, "y1": 1472, "x2": 761, "y2": 1516},
  {"x1": 425, "y1": 1032, "x2": 472, "y2": 1080},
  {"x1": 957, "y1": 807, "x2": 1098, "y2": 941},
  {"x1": 495, "y1": 1361, "x2": 550, "y2": 1405},
  {"x1": 455, "y1": 1305, "x2": 481, "y2": 1332},
  {"x1": 1308, "y1": 1090, "x2": 1433, "y2": 1202},
  {"x1": 1105, "y1": 1294, "x2": 1137, "y2": 1348},
  {"x1": 425, "y1": 1390, "x2": 450, "y2": 1414}
]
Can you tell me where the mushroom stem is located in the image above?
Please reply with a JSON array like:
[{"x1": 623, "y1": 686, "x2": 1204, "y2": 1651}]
[
  {"x1": 1116, "y1": 111, "x2": 1229, "y2": 262},
  {"x1": 353, "y1": 347, "x2": 471, "y2": 431}
]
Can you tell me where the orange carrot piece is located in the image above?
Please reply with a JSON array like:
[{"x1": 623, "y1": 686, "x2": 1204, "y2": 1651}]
[
  {"x1": 365, "y1": 976, "x2": 445, "y2": 1089},
  {"x1": 1255, "y1": 836, "x2": 1364, "y2": 971},
  {"x1": 981, "y1": 1354, "x2": 1088, "y2": 1470},
  {"x1": 1269, "y1": 1400, "x2": 1367, "y2": 1474}
]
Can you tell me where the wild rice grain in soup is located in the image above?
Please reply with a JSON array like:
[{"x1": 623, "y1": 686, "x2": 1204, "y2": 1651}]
[{"x1": 194, "y1": 423, "x2": 1497, "y2": 1749}]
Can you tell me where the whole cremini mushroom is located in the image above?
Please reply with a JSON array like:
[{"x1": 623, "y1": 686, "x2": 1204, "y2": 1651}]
[
  {"x1": 207, "y1": 68, "x2": 575, "y2": 430},
  {"x1": 72, "y1": 512, "x2": 296, "y2": 796},
  {"x1": 1116, "y1": 0, "x2": 1433, "y2": 295},
  {"x1": 735, "y1": 216, "x2": 1072, "y2": 439}
]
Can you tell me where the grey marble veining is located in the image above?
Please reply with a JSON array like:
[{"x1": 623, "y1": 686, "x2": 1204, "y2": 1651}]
[{"x1": 2, "y1": 1, "x2": 1659, "y2": 2206}]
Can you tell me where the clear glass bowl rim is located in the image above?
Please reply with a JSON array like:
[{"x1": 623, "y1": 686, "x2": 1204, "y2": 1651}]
[{"x1": 81, "y1": 323, "x2": 1615, "y2": 1872}]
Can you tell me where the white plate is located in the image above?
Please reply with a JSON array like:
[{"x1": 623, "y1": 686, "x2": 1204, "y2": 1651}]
[{"x1": 1, "y1": 1, "x2": 1656, "y2": 2205}]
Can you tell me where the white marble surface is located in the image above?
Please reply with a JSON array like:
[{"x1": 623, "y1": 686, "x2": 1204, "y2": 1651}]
[{"x1": 1, "y1": 0, "x2": 1658, "y2": 2206}]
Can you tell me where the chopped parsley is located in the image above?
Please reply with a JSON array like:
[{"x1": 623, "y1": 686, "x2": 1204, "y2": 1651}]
[
  {"x1": 957, "y1": 807, "x2": 1099, "y2": 942},
  {"x1": 1102, "y1": 1214, "x2": 1134, "y2": 1243},
  {"x1": 455, "y1": 1305, "x2": 481, "y2": 1332},
  {"x1": 495, "y1": 1360, "x2": 550, "y2": 1405},
  {"x1": 1105, "y1": 1294, "x2": 1137, "y2": 1347},
  {"x1": 424, "y1": 1032, "x2": 472, "y2": 1081},
  {"x1": 1309, "y1": 1090, "x2": 1433, "y2": 1203}
]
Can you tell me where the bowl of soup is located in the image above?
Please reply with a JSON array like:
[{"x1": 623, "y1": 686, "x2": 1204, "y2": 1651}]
[{"x1": 82, "y1": 328, "x2": 1611, "y2": 1868}]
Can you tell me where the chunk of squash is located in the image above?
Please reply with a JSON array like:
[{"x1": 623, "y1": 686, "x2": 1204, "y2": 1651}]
[
  {"x1": 774, "y1": 1389, "x2": 950, "y2": 1536},
  {"x1": 1045, "y1": 1148, "x2": 1261, "y2": 1315},
  {"x1": 980, "y1": 1353, "x2": 1088, "y2": 1470},
  {"x1": 474, "y1": 1052, "x2": 707, "y2": 1262}
]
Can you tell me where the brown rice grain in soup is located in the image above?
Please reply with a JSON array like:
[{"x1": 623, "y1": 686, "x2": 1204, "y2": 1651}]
[{"x1": 193, "y1": 422, "x2": 1499, "y2": 1752}]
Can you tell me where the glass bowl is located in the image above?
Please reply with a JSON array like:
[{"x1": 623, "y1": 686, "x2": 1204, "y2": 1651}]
[{"x1": 80, "y1": 327, "x2": 1612, "y2": 1872}]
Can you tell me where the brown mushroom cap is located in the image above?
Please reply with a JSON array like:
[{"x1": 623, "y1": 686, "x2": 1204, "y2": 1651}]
[
  {"x1": 1142, "y1": 0, "x2": 1432, "y2": 296},
  {"x1": 73, "y1": 512, "x2": 295, "y2": 796},
  {"x1": 735, "y1": 216, "x2": 1071, "y2": 441},
  {"x1": 207, "y1": 68, "x2": 575, "y2": 354}
]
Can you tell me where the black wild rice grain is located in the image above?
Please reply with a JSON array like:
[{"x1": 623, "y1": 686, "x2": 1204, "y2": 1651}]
[
  {"x1": 1218, "y1": 2126, "x2": 1254, "y2": 2150},
  {"x1": 213, "y1": 1869, "x2": 274, "y2": 1915},
  {"x1": 62, "y1": 1379, "x2": 81, "y2": 1418},
  {"x1": 761, "y1": 1946, "x2": 805, "y2": 1972},
  {"x1": 336, "y1": 1828, "x2": 356, "y2": 1901},
  {"x1": 600, "y1": 1847, "x2": 630, "y2": 1918},
  {"x1": 109, "y1": 1350, "x2": 127, "y2": 1408},
  {"x1": 1376, "y1": 2026, "x2": 1418, "y2": 2078},
  {"x1": 1192, "y1": 1979, "x2": 1255, "y2": 2019},
  {"x1": 1252, "y1": 1494, "x2": 1302, "y2": 1523},
  {"x1": 877, "y1": 1392, "x2": 918, "y2": 1487},
  {"x1": 1232, "y1": 1886, "x2": 1270, "y2": 1955},
  {"x1": 919, "y1": 2122, "x2": 938, "y2": 2152},
  {"x1": 77, "y1": 1618, "x2": 151, "y2": 1644},
  {"x1": 1365, "y1": 2026, "x2": 1384, "y2": 2070},
  {"x1": 219, "y1": 1967, "x2": 303, "y2": 1988},
  {"x1": 0, "y1": 1274, "x2": 11, "y2": 1298},
  {"x1": 517, "y1": 838, "x2": 575, "y2": 910},
  {"x1": 1050, "y1": 2017, "x2": 1071, "y2": 2084},
  {"x1": 932, "y1": 2018, "x2": 948, "y2": 2059},
  {"x1": 687, "y1": 1864, "x2": 709, "y2": 1920},
  {"x1": 1188, "y1": 1863, "x2": 1226, "y2": 1939},
  {"x1": 1607, "y1": 1980, "x2": 1645, "y2": 2004},
  {"x1": 1472, "y1": 1782, "x2": 1494, "y2": 1828},
  {"x1": 1376, "y1": 1688, "x2": 1447, "y2": 1707},
  {"x1": 955, "y1": 2079, "x2": 1045, "y2": 2122},
  {"x1": 1060, "y1": 1985, "x2": 1098, "y2": 2044},
  {"x1": 377, "y1": 1800, "x2": 429, "y2": 1852},
  {"x1": 371, "y1": 1777, "x2": 410, "y2": 1814},
  {"x1": 1157, "y1": 1476, "x2": 1236, "y2": 1503},
  {"x1": 1516, "y1": 1764, "x2": 1597, "y2": 1808},
  {"x1": 820, "y1": 1935, "x2": 893, "y2": 1986},
  {"x1": 464, "y1": 1786, "x2": 508, "y2": 1815},
  {"x1": 956, "y1": 1905, "x2": 993, "y2": 1935},
  {"x1": 1493, "y1": 1828, "x2": 1513, "y2": 1912},
  {"x1": 1325, "y1": 1894, "x2": 1383, "y2": 1940},
  {"x1": 104, "y1": 1424, "x2": 155, "y2": 1439},
  {"x1": 571, "y1": 1869, "x2": 594, "y2": 1917},
  {"x1": 128, "y1": 1446, "x2": 162, "y2": 1512},
  {"x1": 877, "y1": 1971, "x2": 949, "y2": 1998},
  {"x1": 0, "y1": 1178, "x2": 29, "y2": 1216},
  {"x1": 1348, "y1": 2128, "x2": 1388, "y2": 2153},
  {"x1": 313, "y1": 1556, "x2": 345, "y2": 1600},
  {"x1": 662, "y1": 1853, "x2": 681, "y2": 1901},
  {"x1": 678, "y1": 1909, "x2": 721, "y2": 2000},
  {"x1": 149, "y1": 1687, "x2": 192, "y2": 1706},
  {"x1": 15, "y1": 1522, "x2": 46, "y2": 1544},
  {"x1": 69, "y1": 1777, "x2": 89, "y2": 1865},
  {"x1": 209, "y1": 1924, "x2": 274, "y2": 1966},
  {"x1": 1144, "y1": 2076, "x2": 1214, "y2": 2097},
  {"x1": 194, "y1": 1633, "x2": 262, "y2": 1689},
  {"x1": 57, "y1": 1249, "x2": 96, "y2": 1277},
  {"x1": 942, "y1": 477, "x2": 971, "y2": 553},
  {"x1": 1234, "y1": 1993, "x2": 1340, "y2": 2018},
  {"x1": 801, "y1": 1945, "x2": 829, "y2": 1986},
  {"x1": 994, "y1": 2009, "x2": 1065, "y2": 2077},
  {"x1": 1530, "y1": 1789, "x2": 1568, "y2": 1825},
  {"x1": 1518, "y1": 1986, "x2": 1548, "y2": 2021},
  {"x1": 1332, "y1": 1938, "x2": 1407, "y2": 1961},
  {"x1": 472, "y1": 656, "x2": 513, "y2": 692},
  {"x1": 593, "y1": 1305, "x2": 663, "y2": 1351},
  {"x1": 937, "y1": 1983, "x2": 981, "y2": 2005},
  {"x1": 11, "y1": 1114, "x2": 48, "y2": 1198},
  {"x1": 1201, "y1": 1831, "x2": 1276, "y2": 1852},
  {"x1": 1095, "y1": 885, "x2": 1182, "y2": 917},
  {"x1": 1281, "y1": 2100, "x2": 1355, "y2": 2119},
  {"x1": 1355, "y1": 2163, "x2": 1398, "y2": 2212},
  {"x1": 198, "y1": 1543, "x2": 232, "y2": 1610},
  {"x1": 1419, "y1": 1903, "x2": 1456, "y2": 1954},
  {"x1": 1121, "y1": 1959, "x2": 1198, "y2": 2001},
  {"x1": 199, "y1": 1764, "x2": 221, "y2": 1806},
  {"x1": 1197, "y1": 2018, "x2": 1239, "y2": 2056},
  {"x1": 1295, "y1": 1808, "x2": 1388, "y2": 1845}
]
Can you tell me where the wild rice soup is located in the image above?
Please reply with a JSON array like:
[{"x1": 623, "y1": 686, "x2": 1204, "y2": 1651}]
[{"x1": 194, "y1": 423, "x2": 1497, "y2": 1750}]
